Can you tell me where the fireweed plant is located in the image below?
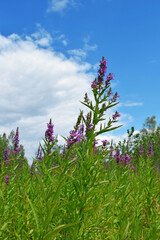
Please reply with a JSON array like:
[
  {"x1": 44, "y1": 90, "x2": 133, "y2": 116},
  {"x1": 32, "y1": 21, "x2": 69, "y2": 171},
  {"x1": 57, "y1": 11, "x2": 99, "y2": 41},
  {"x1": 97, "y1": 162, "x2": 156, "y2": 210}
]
[{"x1": 0, "y1": 57, "x2": 160, "y2": 239}]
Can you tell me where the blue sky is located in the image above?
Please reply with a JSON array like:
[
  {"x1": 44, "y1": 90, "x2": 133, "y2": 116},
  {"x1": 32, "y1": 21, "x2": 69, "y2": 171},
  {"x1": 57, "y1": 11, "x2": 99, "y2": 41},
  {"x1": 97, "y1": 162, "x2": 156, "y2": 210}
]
[{"x1": 0, "y1": 0, "x2": 160, "y2": 165}]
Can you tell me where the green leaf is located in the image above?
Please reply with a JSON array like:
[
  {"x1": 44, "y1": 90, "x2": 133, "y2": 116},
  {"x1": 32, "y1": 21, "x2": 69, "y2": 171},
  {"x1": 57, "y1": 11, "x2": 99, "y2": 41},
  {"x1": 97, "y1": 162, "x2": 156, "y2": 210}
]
[
  {"x1": 43, "y1": 177, "x2": 66, "y2": 231},
  {"x1": 43, "y1": 221, "x2": 82, "y2": 240},
  {"x1": 95, "y1": 125, "x2": 123, "y2": 136},
  {"x1": 80, "y1": 101, "x2": 94, "y2": 111},
  {"x1": 106, "y1": 101, "x2": 120, "y2": 110},
  {"x1": 26, "y1": 195, "x2": 40, "y2": 237}
]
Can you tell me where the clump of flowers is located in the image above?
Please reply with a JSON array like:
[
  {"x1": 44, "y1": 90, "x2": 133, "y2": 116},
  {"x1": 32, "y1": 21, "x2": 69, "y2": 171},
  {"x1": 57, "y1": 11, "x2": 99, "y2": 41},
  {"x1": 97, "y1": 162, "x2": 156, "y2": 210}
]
[{"x1": 66, "y1": 129, "x2": 84, "y2": 149}]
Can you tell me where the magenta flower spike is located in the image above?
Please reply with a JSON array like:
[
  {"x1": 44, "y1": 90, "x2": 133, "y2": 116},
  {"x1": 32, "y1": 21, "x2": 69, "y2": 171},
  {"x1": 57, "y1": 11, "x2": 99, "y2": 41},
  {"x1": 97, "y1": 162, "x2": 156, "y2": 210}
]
[
  {"x1": 37, "y1": 146, "x2": 42, "y2": 161},
  {"x1": 12, "y1": 127, "x2": 21, "y2": 154},
  {"x1": 4, "y1": 149, "x2": 10, "y2": 164},
  {"x1": 115, "y1": 149, "x2": 121, "y2": 164},
  {"x1": 139, "y1": 144, "x2": 144, "y2": 157},
  {"x1": 125, "y1": 153, "x2": 130, "y2": 165},
  {"x1": 91, "y1": 57, "x2": 107, "y2": 90},
  {"x1": 5, "y1": 175, "x2": 9, "y2": 185},
  {"x1": 45, "y1": 119, "x2": 55, "y2": 142},
  {"x1": 66, "y1": 129, "x2": 84, "y2": 148},
  {"x1": 147, "y1": 141, "x2": 153, "y2": 157}
]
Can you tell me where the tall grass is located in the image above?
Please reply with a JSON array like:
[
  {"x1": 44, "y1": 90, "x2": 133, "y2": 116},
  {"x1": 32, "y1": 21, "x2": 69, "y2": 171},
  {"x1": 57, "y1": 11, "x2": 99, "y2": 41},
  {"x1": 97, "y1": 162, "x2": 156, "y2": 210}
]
[{"x1": 0, "y1": 57, "x2": 160, "y2": 239}]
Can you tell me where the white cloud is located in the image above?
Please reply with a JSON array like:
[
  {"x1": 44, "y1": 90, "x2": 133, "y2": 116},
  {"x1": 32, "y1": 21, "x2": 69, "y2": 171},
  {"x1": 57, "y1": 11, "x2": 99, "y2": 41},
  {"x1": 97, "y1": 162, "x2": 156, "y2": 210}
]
[
  {"x1": 47, "y1": 0, "x2": 77, "y2": 13},
  {"x1": 123, "y1": 102, "x2": 143, "y2": 107},
  {"x1": 83, "y1": 35, "x2": 97, "y2": 51},
  {"x1": 67, "y1": 35, "x2": 97, "y2": 62},
  {"x1": 67, "y1": 49, "x2": 87, "y2": 61}
]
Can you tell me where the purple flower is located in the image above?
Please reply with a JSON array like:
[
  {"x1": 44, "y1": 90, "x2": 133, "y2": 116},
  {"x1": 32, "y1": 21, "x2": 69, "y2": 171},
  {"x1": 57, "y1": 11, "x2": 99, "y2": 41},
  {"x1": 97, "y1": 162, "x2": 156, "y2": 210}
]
[
  {"x1": 45, "y1": 119, "x2": 55, "y2": 142},
  {"x1": 5, "y1": 175, "x2": 9, "y2": 185},
  {"x1": 102, "y1": 139, "x2": 108, "y2": 147},
  {"x1": 30, "y1": 164, "x2": 34, "y2": 178},
  {"x1": 67, "y1": 129, "x2": 84, "y2": 148},
  {"x1": 4, "y1": 149, "x2": 10, "y2": 164},
  {"x1": 112, "y1": 111, "x2": 120, "y2": 120},
  {"x1": 147, "y1": 141, "x2": 153, "y2": 157},
  {"x1": 85, "y1": 113, "x2": 93, "y2": 135},
  {"x1": 109, "y1": 146, "x2": 114, "y2": 158},
  {"x1": 111, "y1": 92, "x2": 120, "y2": 102},
  {"x1": 139, "y1": 144, "x2": 144, "y2": 157},
  {"x1": 115, "y1": 149, "x2": 120, "y2": 163},
  {"x1": 12, "y1": 127, "x2": 21, "y2": 154},
  {"x1": 130, "y1": 166, "x2": 134, "y2": 170},
  {"x1": 84, "y1": 93, "x2": 90, "y2": 103},
  {"x1": 107, "y1": 73, "x2": 114, "y2": 81},
  {"x1": 154, "y1": 168, "x2": 157, "y2": 171},
  {"x1": 91, "y1": 57, "x2": 107, "y2": 90},
  {"x1": 91, "y1": 80, "x2": 99, "y2": 89},
  {"x1": 37, "y1": 146, "x2": 42, "y2": 161},
  {"x1": 125, "y1": 153, "x2": 130, "y2": 165}
]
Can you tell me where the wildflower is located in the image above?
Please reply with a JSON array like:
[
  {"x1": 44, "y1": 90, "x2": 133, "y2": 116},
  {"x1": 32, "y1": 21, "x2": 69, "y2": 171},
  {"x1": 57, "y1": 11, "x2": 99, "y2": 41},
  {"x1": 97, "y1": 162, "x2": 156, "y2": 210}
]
[
  {"x1": 111, "y1": 92, "x2": 120, "y2": 102},
  {"x1": 12, "y1": 127, "x2": 21, "y2": 154},
  {"x1": 139, "y1": 144, "x2": 144, "y2": 157},
  {"x1": 125, "y1": 153, "x2": 130, "y2": 165},
  {"x1": 45, "y1": 119, "x2": 55, "y2": 142},
  {"x1": 109, "y1": 146, "x2": 114, "y2": 159},
  {"x1": 112, "y1": 111, "x2": 120, "y2": 121},
  {"x1": 100, "y1": 103, "x2": 107, "y2": 116},
  {"x1": 4, "y1": 149, "x2": 10, "y2": 164},
  {"x1": 130, "y1": 166, "x2": 134, "y2": 170},
  {"x1": 30, "y1": 164, "x2": 34, "y2": 178},
  {"x1": 37, "y1": 146, "x2": 42, "y2": 161},
  {"x1": 115, "y1": 149, "x2": 120, "y2": 164},
  {"x1": 107, "y1": 73, "x2": 114, "y2": 81},
  {"x1": 93, "y1": 138, "x2": 98, "y2": 155},
  {"x1": 62, "y1": 145, "x2": 66, "y2": 158},
  {"x1": 85, "y1": 112, "x2": 93, "y2": 135},
  {"x1": 154, "y1": 168, "x2": 157, "y2": 171},
  {"x1": 91, "y1": 57, "x2": 107, "y2": 90},
  {"x1": 67, "y1": 129, "x2": 84, "y2": 148},
  {"x1": 147, "y1": 141, "x2": 153, "y2": 157},
  {"x1": 5, "y1": 175, "x2": 9, "y2": 185},
  {"x1": 84, "y1": 93, "x2": 90, "y2": 103},
  {"x1": 102, "y1": 139, "x2": 108, "y2": 147}
]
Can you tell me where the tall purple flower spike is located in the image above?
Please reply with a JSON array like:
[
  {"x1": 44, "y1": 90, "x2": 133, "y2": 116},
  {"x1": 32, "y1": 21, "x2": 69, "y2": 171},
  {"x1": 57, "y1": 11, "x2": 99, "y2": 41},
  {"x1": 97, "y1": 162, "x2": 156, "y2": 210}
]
[
  {"x1": 45, "y1": 119, "x2": 55, "y2": 142},
  {"x1": 12, "y1": 127, "x2": 21, "y2": 154}
]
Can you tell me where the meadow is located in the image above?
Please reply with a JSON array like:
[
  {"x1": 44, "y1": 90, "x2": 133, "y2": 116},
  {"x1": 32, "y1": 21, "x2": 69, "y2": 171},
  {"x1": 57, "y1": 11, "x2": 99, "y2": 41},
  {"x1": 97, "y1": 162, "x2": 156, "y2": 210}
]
[{"x1": 0, "y1": 57, "x2": 160, "y2": 239}]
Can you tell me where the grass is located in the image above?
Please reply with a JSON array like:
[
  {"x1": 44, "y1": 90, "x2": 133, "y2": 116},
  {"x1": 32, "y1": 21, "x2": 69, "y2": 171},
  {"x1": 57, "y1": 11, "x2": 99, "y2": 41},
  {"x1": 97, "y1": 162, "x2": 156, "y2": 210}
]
[{"x1": 0, "y1": 140, "x2": 160, "y2": 240}]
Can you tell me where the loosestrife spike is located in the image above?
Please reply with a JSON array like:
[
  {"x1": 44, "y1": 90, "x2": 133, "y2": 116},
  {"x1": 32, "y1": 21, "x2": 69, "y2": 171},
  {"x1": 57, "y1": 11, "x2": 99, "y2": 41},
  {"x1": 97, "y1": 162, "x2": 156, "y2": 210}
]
[
  {"x1": 4, "y1": 149, "x2": 9, "y2": 165},
  {"x1": 45, "y1": 119, "x2": 55, "y2": 142},
  {"x1": 12, "y1": 127, "x2": 21, "y2": 154},
  {"x1": 115, "y1": 149, "x2": 121, "y2": 164}
]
